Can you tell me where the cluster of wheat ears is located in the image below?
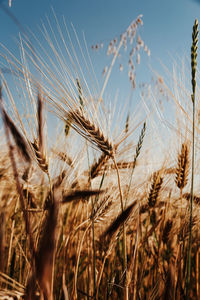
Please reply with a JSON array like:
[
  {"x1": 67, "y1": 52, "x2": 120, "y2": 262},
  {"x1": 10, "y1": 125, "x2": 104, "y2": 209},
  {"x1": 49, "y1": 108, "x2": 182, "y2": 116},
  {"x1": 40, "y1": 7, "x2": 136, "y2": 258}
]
[{"x1": 0, "y1": 12, "x2": 200, "y2": 300}]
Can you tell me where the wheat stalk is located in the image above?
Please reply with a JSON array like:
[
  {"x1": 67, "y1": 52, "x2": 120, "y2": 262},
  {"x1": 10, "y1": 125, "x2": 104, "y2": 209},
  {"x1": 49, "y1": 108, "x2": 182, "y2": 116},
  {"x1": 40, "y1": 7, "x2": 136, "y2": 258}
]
[
  {"x1": 187, "y1": 19, "x2": 199, "y2": 296},
  {"x1": 34, "y1": 200, "x2": 58, "y2": 300},
  {"x1": 125, "y1": 121, "x2": 146, "y2": 207},
  {"x1": 0, "y1": 213, "x2": 5, "y2": 272},
  {"x1": 37, "y1": 93, "x2": 44, "y2": 153}
]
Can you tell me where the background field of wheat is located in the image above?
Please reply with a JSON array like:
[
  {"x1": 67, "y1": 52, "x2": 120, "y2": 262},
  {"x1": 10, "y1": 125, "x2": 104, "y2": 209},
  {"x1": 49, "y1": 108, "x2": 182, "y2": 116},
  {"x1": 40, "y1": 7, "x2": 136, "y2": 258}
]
[{"x1": 1, "y1": 2, "x2": 200, "y2": 300}]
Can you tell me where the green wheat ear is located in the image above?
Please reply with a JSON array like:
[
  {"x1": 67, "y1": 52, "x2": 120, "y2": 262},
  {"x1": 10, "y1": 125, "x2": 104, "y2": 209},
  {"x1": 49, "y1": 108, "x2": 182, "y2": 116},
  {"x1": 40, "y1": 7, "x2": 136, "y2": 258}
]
[
  {"x1": 191, "y1": 19, "x2": 199, "y2": 101},
  {"x1": 187, "y1": 18, "x2": 199, "y2": 297}
]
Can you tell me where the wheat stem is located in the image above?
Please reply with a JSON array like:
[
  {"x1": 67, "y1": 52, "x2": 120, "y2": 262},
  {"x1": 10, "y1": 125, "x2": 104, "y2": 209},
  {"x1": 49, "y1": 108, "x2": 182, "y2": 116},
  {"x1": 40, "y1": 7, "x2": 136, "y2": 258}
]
[
  {"x1": 112, "y1": 155, "x2": 128, "y2": 299},
  {"x1": 125, "y1": 121, "x2": 146, "y2": 208},
  {"x1": 186, "y1": 18, "x2": 198, "y2": 297}
]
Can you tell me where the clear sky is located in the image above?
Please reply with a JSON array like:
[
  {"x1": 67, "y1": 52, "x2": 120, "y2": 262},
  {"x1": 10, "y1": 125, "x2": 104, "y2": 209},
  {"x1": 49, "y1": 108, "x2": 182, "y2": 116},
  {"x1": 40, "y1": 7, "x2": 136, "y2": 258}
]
[
  {"x1": 1, "y1": 0, "x2": 199, "y2": 57},
  {"x1": 0, "y1": 0, "x2": 200, "y2": 133}
]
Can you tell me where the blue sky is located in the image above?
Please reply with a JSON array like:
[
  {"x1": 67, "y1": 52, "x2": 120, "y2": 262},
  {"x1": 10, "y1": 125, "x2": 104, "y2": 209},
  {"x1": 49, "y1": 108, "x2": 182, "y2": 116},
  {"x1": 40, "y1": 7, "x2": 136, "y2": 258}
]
[
  {"x1": 0, "y1": 0, "x2": 200, "y2": 135},
  {"x1": 1, "y1": 0, "x2": 200, "y2": 90},
  {"x1": 1, "y1": 0, "x2": 199, "y2": 58}
]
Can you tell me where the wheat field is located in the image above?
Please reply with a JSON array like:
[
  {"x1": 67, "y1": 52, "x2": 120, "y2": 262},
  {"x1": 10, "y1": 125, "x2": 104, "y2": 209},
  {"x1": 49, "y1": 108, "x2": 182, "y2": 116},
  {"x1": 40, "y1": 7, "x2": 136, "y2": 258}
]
[{"x1": 0, "y1": 10, "x2": 200, "y2": 300}]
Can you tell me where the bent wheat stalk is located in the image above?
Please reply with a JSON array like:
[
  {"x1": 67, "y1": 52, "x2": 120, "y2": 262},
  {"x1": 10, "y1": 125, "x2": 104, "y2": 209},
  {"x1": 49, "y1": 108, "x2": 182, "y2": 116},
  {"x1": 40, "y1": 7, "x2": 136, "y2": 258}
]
[{"x1": 68, "y1": 107, "x2": 127, "y2": 297}]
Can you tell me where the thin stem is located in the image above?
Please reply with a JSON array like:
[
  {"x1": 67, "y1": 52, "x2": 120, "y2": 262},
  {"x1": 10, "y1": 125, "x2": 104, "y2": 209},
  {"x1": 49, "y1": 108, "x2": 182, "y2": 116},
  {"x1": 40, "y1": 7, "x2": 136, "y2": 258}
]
[
  {"x1": 186, "y1": 18, "x2": 198, "y2": 297},
  {"x1": 99, "y1": 39, "x2": 123, "y2": 104},
  {"x1": 112, "y1": 155, "x2": 128, "y2": 300},
  {"x1": 92, "y1": 211, "x2": 96, "y2": 299},
  {"x1": 112, "y1": 155, "x2": 123, "y2": 212},
  {"x1": 186, "y1": 95, "x2": 195, "y2": 293},
  {"x1": 125, "y1": 122, "x2": 146, "y2": 208}
]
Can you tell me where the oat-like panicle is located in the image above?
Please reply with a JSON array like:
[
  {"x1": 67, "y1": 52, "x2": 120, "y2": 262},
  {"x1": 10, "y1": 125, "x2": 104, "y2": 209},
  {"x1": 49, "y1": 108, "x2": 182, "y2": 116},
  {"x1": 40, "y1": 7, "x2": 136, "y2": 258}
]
[
  {"x1": 148, "y1": 172, "x2": 163, "y2": 208},
  {"x1": 175, "y1": 143, "x2": 189, "y2": 189},
  {"x1": 67, "y1": 109, "x2": 113, "y2": 156}
]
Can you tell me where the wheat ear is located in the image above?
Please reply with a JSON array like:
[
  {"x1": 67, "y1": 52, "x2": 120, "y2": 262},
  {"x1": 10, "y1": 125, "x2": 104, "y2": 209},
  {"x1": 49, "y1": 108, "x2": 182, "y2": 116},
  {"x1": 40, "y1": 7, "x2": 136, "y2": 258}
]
[
  {"x1": 31, "y1": 139, "x2": 49, "y2": 174},
  {"x1": 67, "y1": 109, "x2": 113, "y2": 156},
  {"x1": 175, "y1": 143, "x2": 189, "y2": 190},
  {"x1": 183, "y1": 193, "x2": 200, "y2": 205},
  {"x1": 102, "y1": 201, "x2": 137, "y2": 239},
  {"x1": 125, "y1": 121, "x2": 146, "y2": 207},
  {"x1": 90, "y1": 152, "x2": 110, "y2": 178},
  {"x1": 0, "y1": 89, "x2": 31, "y2": 163},
  {"x1": 148, "y1": 172, "x2": 163, "y2": 208},
  {"x1": 187, "y1": 19, "x2": 199, "y2": 296}
]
